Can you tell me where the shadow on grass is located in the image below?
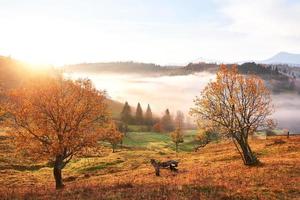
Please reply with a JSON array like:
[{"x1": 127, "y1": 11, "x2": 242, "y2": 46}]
[
  {"x1": 0, "y1": 163, "x2": 50, "y2": 171},
  {"x1": 79, "y1": 160, "x2": 124, "y2": 172}
]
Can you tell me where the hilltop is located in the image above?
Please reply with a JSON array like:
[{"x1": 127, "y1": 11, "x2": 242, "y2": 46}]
[
  {"x1": 262, "y1": 52, "x2": 300, "y2": 66},
  {"x1": 0, "y1": 56, "x2": 125, "y2": 118}
]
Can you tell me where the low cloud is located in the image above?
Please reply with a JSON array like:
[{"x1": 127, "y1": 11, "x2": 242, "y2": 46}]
[{"x1": 68, "y1": 72, "x2": 300, "y2": 132}]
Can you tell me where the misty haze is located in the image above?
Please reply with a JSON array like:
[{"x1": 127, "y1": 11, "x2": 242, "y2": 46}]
[{"x1": 67, "y1": 71, "x2": 300, "y2": 133}]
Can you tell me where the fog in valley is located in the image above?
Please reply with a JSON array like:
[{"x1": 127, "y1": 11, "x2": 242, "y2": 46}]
[
  {"x1": 67, "y1": 72, "x2": 300, "y2": 133},
  {"x1": 272, "y1": 94, "x2": 300, "y2": 133}
]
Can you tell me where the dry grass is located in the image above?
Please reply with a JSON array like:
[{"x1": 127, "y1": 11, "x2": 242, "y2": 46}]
[{"x1": 0, "y1": 135, "x2": 299, "y2": 200}]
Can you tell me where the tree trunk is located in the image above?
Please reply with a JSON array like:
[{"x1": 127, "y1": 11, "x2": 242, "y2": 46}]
[
  {"x1": 175, "y1": 143, "x2": 178, "y2": 152},
  {"x1": 238, "y1": 138, "x2": 258, "y2": 165},
  {"x1": 112, "y1": 144, "x2": 116, "y2": 153},
  {"x1": 53, "y1": 156, "x2": 64, "y2": 189}
]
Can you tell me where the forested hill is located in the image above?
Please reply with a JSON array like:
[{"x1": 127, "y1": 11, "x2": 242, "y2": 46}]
[
  {"x1": 65, "y1": 61, "x2": 299, "y2": 93},
  {"x1": 1, "y1": 56, "x2": 298, "y2": 94},
  {"x1": 64, "y1": 61, "x2": 219, "y2": 75},
  {"x1": 185, "y1": 62, "x2": 298, "y2": 93},
  {"x1": 64, "y1": 60, "x2": 288, "y2": 78}
]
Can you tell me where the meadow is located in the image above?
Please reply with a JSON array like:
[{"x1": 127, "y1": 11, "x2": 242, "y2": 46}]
[
  {"x1": 122, "y1": 130, "x2": 199, "y2": 152},
  {"x1": 0, "y1": 129, "x2": 299, "y2": 200}
]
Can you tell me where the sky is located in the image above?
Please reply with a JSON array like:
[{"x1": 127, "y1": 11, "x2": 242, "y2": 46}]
[{"x1": 0, "y1": 0, "x2": 300, "y2": 66}]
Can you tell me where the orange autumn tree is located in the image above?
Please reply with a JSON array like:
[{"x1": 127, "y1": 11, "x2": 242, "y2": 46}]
[
  {"x1": 3, "y1": 76, "x2": 109, "y2": 189},
  {"x1": 190, "y1": 65, "x2": 274, "y2": 165},
  {"x1": 170, "y1": 111, "x2": 185, "y2": 152},
  {"x1": 103, "y1": 121, "x2": 124, "y2": 153},
  {"x1": 170, "y1": 128, "x2": 184, "y2": 152},
  {"x1": 152, "y1": 122, "x2": 162, "y2": 133}
]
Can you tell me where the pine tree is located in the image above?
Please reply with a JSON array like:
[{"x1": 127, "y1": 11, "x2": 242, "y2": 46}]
[
  {"x1": 121, "y1": 101, "x2": 132, "y2": 124},
  {"x1": 161, "y1": 109, "x2": 175, "y2": 132},
  {"x1": 145, "y1": 104, "x2": 153, "y2": 126},
  {"x1": 135, "y1": 102, "x2": 143, "y2": 125}
]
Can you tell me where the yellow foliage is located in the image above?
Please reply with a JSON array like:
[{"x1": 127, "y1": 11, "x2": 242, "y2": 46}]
[
  {"x1": 170, "y1": 128, "x2": 184, "y2": 144},
  {"x1": 191, "y1": 65, "x2": 274, "y2": 138},
  {"x1": 190, "y1": 65, "x2": 274, "y2": 165},
  {"x1": 103, "y1": 121, "x2": 124, "y2": 146}
]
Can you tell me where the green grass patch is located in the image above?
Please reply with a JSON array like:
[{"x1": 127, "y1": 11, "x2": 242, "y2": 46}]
[
  {"x1": 127, "y1": 125, "x2": 150, "y2": 132},
  {"x1": 123, "y1": 130, "x2": 198, "y2": 152}
]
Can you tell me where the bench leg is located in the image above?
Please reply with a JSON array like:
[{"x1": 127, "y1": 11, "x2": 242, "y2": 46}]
[
  {"x1": 155, "y1": 167, "x2": 160, "y2": 176},
  {"x1": 170, "y1": 165, "x2": 178, "y2": 172}
]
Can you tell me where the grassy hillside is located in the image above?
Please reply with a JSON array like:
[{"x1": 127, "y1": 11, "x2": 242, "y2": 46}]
[
  {"x1": 0, "y1": 56, "x2": 57, "y2": 89},
  {"x1": 0, "y1": 130, "x2": 299, "y2": 199},
  {"x1": 0, "y1": 56, "x2": 29, "y2": 88},
  {"x1": 0, "y1": 56, "x2": 124, "y2": 119}
]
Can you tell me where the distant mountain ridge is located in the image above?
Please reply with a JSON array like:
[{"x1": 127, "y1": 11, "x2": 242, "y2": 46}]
[
  {"x1": 1, "y1": 54, "x2": 299, "y2": 94},
  {"x1": 64, "y1": 61, "x2": 221, "y2": 76},
  {"x1": 262, "y1": 52, "x2": 300, "y2": 66}
]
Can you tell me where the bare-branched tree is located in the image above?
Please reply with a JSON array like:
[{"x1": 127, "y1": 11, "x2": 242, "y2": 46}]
[{"x1": 190, "y1": 65, "x2": 274, "y2": 165}]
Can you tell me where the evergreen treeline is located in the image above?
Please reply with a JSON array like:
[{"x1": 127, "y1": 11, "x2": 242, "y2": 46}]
[
  {"x1": 120, "y1": 102, "x2": 154, "y2": 127},
  {"x1": 120, "y1": 102, "x2": 187, "y2": 133}
]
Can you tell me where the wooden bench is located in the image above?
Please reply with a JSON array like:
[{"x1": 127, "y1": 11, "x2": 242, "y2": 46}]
[{"x1": 150, "y1": 159, "x2": 179, "y2": 176}]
